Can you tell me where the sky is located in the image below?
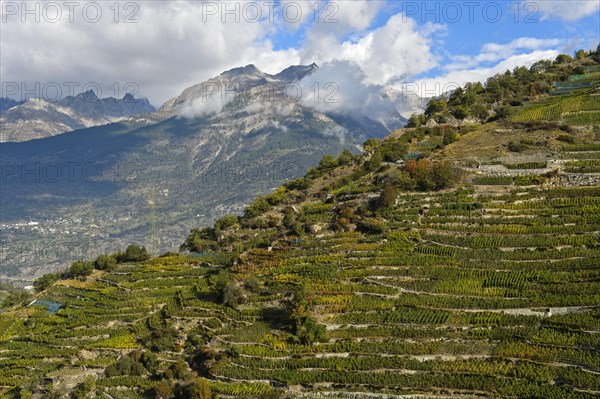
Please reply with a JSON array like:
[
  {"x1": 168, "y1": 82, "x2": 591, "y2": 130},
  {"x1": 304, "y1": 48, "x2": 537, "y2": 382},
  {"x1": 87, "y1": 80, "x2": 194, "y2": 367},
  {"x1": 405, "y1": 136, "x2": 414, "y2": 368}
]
[{"x1": 0, "y1": 0, "x2": 599, "y2": 106}]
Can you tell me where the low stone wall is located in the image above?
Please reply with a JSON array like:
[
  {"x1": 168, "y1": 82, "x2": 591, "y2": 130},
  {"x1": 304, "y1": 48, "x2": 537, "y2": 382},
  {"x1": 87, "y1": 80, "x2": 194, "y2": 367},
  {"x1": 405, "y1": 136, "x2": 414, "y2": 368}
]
[
  {"x1": 476, "y1": 165, "x2": 551, "y2": 177},
  {"x1": 559, "y1": 173, "x2": 600, "y2": 186}
]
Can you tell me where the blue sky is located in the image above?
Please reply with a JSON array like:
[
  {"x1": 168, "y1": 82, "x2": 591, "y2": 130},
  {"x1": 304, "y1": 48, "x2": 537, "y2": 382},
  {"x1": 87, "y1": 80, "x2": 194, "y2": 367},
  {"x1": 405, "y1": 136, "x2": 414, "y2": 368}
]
[{"x1": 1, "y1": 0, "x2": 599, "y2": 104}]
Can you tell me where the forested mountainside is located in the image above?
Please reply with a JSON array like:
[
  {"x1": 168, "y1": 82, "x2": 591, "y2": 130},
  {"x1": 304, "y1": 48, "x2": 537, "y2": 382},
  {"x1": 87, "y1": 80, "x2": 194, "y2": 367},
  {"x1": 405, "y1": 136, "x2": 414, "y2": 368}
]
[{"x1": 0, "y1": 51, "x2": 599, "y2": 399}]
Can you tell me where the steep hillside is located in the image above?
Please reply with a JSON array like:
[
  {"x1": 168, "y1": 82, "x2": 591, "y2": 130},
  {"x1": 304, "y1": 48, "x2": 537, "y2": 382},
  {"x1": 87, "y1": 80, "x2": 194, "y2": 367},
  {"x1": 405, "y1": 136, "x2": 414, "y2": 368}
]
[
  {"x1": 1, "y1": 52, "x2": 599, "y2": 398},
  {"x1": 0, "y1": 101, "x2": 599, "y2": 398}
]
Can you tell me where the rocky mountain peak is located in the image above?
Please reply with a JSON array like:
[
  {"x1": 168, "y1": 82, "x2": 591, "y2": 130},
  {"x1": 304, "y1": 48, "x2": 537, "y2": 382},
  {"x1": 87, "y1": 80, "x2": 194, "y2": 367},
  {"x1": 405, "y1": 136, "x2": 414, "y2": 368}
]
[
  {"x1": 274, "y1": 63, "x2": 319, "y2": 82},
  {"x1": 221, "y1": 64, "x2": 263, "y2": 78}
]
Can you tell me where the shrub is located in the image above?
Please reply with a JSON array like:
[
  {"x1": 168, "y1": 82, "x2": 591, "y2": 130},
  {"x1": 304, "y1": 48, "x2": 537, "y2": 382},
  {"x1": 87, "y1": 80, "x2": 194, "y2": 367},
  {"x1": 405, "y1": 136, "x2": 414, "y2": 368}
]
[
  {"x1": 508, "y1": 141, "x2": 525, "y2": 152},
  {"x1": 556, "y1": 134, "x2": 577, "y2": 144},
  {"x1": 443, "y1": 129, "x2": 458, "y2": 145}
]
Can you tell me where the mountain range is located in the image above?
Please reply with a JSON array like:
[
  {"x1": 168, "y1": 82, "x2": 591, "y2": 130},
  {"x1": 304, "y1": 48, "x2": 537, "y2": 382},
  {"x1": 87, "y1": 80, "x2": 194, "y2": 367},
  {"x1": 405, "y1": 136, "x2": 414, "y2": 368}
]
[
  {"x1": 0, "y1": 92, "x2": 155, "y2": 142},
  {"x1": 0, "y1": 63, "x2": 421, "y2": 281}
]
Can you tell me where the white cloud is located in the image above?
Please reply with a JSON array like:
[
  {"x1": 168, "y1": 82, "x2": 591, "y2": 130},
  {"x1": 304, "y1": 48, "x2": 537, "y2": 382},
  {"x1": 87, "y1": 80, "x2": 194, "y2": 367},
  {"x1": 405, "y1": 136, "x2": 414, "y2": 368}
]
[
  {"x1": 297, "y1": 60, "x2": 402, "y2": 123},
  {"x1": 447, "y1": 37, "x2": 561, "y2": 70},
  {"x1": 300, "y1": 14, "x2": 441, "y2": 85},
  {"x1": 0, "y1": 1, "x2": 299, "y2": 106},
  {"x1": 410, "y1": 49, "x2": 560, "y2": 97},
  {"x1": 0, "y1": 0, "x2": 591, "y2": 111},
  {"x1": 0, "y1": 1, "x2": 435, "y2": 106},
  {"x1": 530, "y1": 0, "x2": 600, "y2": 21},
  {"x1": 179, "y1": 93, "x2": 229, "y2": 118},
  {"x1": 326, "y1": 0, "x2": 386, "y2": 37}
]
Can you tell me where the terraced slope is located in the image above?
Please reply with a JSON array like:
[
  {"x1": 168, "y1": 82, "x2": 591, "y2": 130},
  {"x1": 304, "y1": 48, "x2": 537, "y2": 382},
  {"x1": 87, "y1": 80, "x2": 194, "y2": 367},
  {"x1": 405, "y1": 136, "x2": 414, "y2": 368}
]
[
  {"x1": 512, "y1": 67, "x2": 600, "y2": 125},
  {"x1": 1, "y1": 56, "x2": 600, "y2": 397},
  {"x1": 1, "y1": 128, "x2": 599, "y2": 398}
]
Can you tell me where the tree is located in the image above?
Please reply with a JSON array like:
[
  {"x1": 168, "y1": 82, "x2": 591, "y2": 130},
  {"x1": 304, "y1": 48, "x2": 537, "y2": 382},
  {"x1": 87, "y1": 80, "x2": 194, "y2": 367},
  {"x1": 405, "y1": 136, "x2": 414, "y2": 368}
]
[
  {"x1": 431, "y1": 162, "x2": 457, "y2": 189},
  {"x1": 244, "y1": 197, "x2": 270, "y2": 218},
  {"x1": 336, "y1": 148, "x2": 354, "y2": 165},
  {"x1": 425, "y1": 98, "x2": 447, "y2": 116},
  {"x1": 448, "y1": 87, "x2": 464, "y2": 106},
  {"x1": 70, "y1": 376, "x2": 96, "y2": 399},
  {"x1": 284, "y1": 177, "x2": 309, "y2": 191},
  {"x1": 118, "y1": 244, "x2": 151, "y2": 262},
  {"x1": 168, "y1": 359, "x2": 189, "y2": 380},
  {"x1": 68, "y1": 260, "x2": 94, "y2": 278},
  {"x1": 94, "y1": 254, "x2": 117, "y2": 271},
  {"x1": 141, "y1": 326, "x2": 179, "y2": 352},
  {"x1": 187, "y1": 377, "x2": 211, "y2": 399},
  {"x1": 214, "y1": 215, "x2": 238, "y2": 232},
  {"x1": 317, "y1": 154, "x2": 338, "y2": 172},
  {"x1": 294, "y1": 316, "x2": 328, "y2": 345},
  {"x1": 409, "y1": 159, "x2": 435, "y2": 190},
  {"x1": 264, "y1": 187, "x2": 288, "y2": 206},
  {"x1": 33, "y1": 273, "x2": 58, "y2": 293},
  {"x1": 373, "y1": 181, "x2": 398, "y2": 209},
  {"x1": 493, "y1": 105, "x2": 512, "y2": 120},
  {"x1": 154, "y1": 381, "x2": 173, "y2": 399},
  {"x1": 406, "y1": 113, "x2": 426, "y2": 127},
  {"x1": 365, "y1": 151, "x2": 383, "y2": 172},
  {"x1": 222, "y1": 282, "x2": 244, "y2": 308},
  {"x1": 451, "y1": 106, "x2": 469, "y2": 120},
  {"x1": 363, "y1": 138, "x2": 381, "y2": 151},
  {"x1": 180, "y1": 228, "x2": 218, "y2": 253},
  {"x1": 286, "y1": 284, "x2": 328, "y2": 345},
  {"x1": 554, "y1": 54, "x2": 572, "y2": 64},
  {"x1": 575, "y1": 49, "x2": 587, "y2": 60},
  {"x1": 406, "y1": 159, "x2": 456, "y2": 191}
]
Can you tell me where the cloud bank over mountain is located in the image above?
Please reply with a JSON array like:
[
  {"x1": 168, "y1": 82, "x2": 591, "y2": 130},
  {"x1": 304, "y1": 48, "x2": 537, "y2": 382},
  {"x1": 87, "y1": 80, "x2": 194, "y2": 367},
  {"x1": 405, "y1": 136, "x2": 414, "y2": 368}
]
[{"x1": 1, "y1": 0, "x2": 596, "y2": 105}]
